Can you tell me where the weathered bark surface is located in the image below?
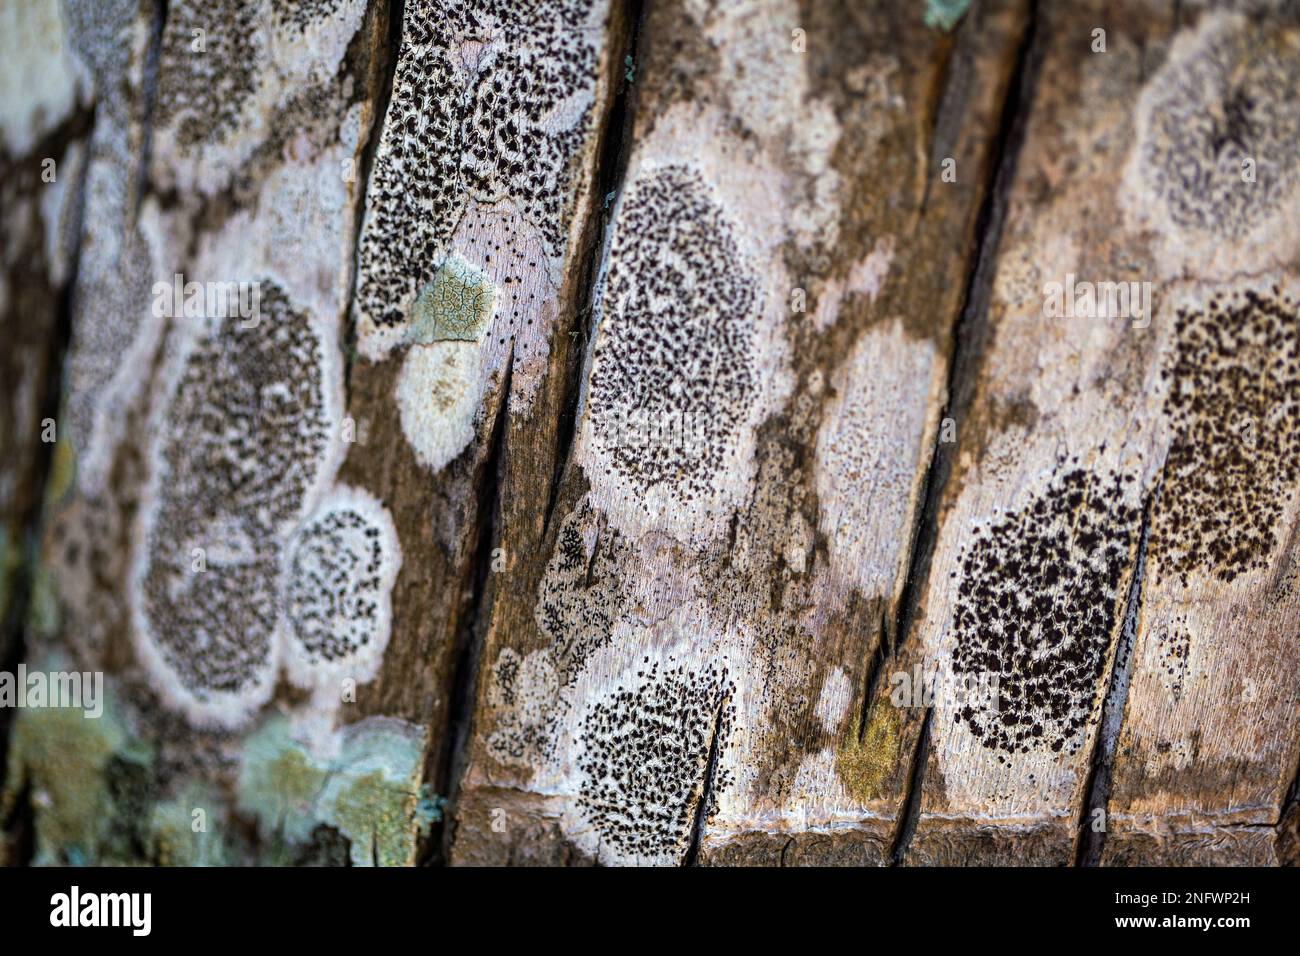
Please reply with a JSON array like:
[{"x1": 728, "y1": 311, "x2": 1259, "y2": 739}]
[{"x1": 1, "y1": 0, "x2": 1297, "y2": 867}]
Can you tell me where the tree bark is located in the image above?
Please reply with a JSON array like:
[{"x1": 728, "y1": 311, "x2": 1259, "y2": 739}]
[{"x1": 1, "y1": 0, "x2": 1297, "y2": 867}]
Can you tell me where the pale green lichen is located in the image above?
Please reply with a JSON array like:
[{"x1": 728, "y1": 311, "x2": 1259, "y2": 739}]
[
  {"x1": 43, "y1": 427, "x2": 76, "y2": 507},
  {"x1": 924, "y1": 0, "x2": 970, "y2": 31},
  {"x1": 406, "y1": 255, "x2": 495, "y2": 344},
  {"x1": 1, "y1": 675, "x2": 151, "y2": 864},
  {"x1": 149, "y1": 785, "x2": 231, "y2": 866},
  {"x1": 26, "y1": 561, "x2": 60, "y2": 640},
  {"x1": 236, "y1": 716, "x2": 426, "y2": 867}
]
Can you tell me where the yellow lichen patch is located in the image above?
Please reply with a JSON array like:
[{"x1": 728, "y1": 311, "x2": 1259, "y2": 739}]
[{"x1": 835, "y1": 703, "x2": 899, "y2": 802}]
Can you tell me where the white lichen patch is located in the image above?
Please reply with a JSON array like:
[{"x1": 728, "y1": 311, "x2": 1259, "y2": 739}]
[
  {"x1": 281, "y1": 485, "x2": 401, "y2": 691},
  {"x1": 693, "y1": 0, "x2": 845, "y2": 257},
  {"x1": 0, "y1": 0, "x2": 88, "y2": 156},
  {"x1": 484, "y1": 647, "x2": 562, "y2": 769},
  {"x1": 812, "y1": 237, "x2": 895, "y2": 332},
  {"x1": 815, "y1": 322, "x2": 938, "y2": 600},
  {"x1": 1123, "y1": 13, "x2": 1300, "y2": 278},
  {"x1": 150, "y1": 0, "x2": 369, "y2": 195},
  {"x1": 353, "y1": 0, "x2": 609, "y2": 361},
  {"x1": 395, "y1": 341, "x2": 483, "y2": 474}
]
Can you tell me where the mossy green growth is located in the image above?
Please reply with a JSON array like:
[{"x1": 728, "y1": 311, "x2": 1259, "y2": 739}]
[
  {"x1": 407, "y1": 254, "x2": 495, "y2": 344},
  {"x1": 26, "y1": 560, "x2": 60, "y2": 640},
  {"x1": 924, "y1": 0, "x2": 970, "y2": 31},
  {"x1": 149, "y1": 785, "x2": 230, "y2": 866},
  {"x1": 44, "y1": 428, "x2": 77, "y2": 508},
  {"x1": 236, "y1": 718, "x2": 330, "y2": 846},
  {"x1": 1, "y1": 675, "x2": 151, "y2": 864},
  {"x1": 835, "y1": 704, "x2": 900, "y2": 803},
  {"x1": 237, "y1": 716, "x2": 426, "y2": 867}
]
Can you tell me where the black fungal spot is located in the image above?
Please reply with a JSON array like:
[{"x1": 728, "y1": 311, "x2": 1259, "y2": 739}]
[
  {"x1": 1153, "y1": 615, "x2": 1190, "y2": 703},
  {"x1": 577, "y1": 658, "x2": 734, "y2": 861},
  {"x1": 588, "y1": 165, "x2": 759, "y2": 504},
  {"x1": 1153, "y1": 286, "x2": 1300, "y2": 584},
  {"x1": 357, "y1": 0, "x2": 599, "y2": 332},
  {"x1": 951, "y1": 467, "x2": 1139, "y2": 759},
  {"x1": 1140, "y1": 17, "x2": 1300, "y2": 239},
  {"x1": 141, "y1": 282, "x2": 332, "y2": 700}
]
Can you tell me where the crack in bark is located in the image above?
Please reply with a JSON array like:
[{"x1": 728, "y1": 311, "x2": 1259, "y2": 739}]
[
  {"x1": 1077, "y1": 485, "x2": 1156, "y2": 866},
  {"x1": 342, "y1": 0, "x2": 404, "y2": 401},
  {"x1": 888, "y1": 0, "x2": 1043, "y2": 865},
  {"x1": 540, "y1": 0, "x2": 646, "y2": 543},
  {"x1": 428, "y1": 351, "x2": 514, "y2": 865},
  {"x1": 683, "y1": 694, "x2": 726, "y2": 866}
]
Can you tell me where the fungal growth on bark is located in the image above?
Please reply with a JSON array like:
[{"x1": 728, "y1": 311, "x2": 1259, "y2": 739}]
[
  {"x1": 272, "y1": 0, "x2": 345, "y2": 32},
  {"x1": 133, "y1": 281, "x2": 341, "y2": 726},
  {"x1": 534, "y1": 502, "x2": 630, "y2": 686},
  {"x1": 354, "y1": 0, "x2": 601, "y2": 355},
  {"x1": 575, "y1": 657, "x2": 734, "y2": 865},
  {"x1": 1152, "y1": 284, "x2": 1300, "y2": 585},
  {"x1": 1130, "y1": 14, "x2": 1300, "y2": 243},
  {"x1": 950, "y1": 467, "x2": 1139, "y2": 759},
  {"x1": 585, "y1": 164, "x2": 760, "y2": 537},
  {"x1": 282, "y1": 486, "x2": 401, "y2": 688}
]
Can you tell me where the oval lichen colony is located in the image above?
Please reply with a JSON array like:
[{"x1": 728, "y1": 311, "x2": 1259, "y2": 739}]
[
  {"x1": 575, "y1": 656, "x2": 735, "y2": 866},
  {"x1": 133, "y1": 281, "x2": 339, "y2": 727},
  {"x1": 1126, "y1": 13, "x2": 1300, "y2": 275},
  {"x1": 585, "y1": 164, "x2": 761, "y2": 542},
  {"x1": 281, "y1": 486, "x2": 402, "y2": 691},
  {"x1": 950, "y1": 466, "x2": 1140, "y2": 761}
]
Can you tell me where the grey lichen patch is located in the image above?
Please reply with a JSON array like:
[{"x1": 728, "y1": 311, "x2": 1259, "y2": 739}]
[
  {"x1": 154, "y1": 0, "x2": 260, "y2": 149},
  {"x1": 575, "y1": 657, "x2": 734, "y2": 865},
  {"x1": 271, "y1": 0, "x2": 344, "y2": 32},
  {"x1": 406, "y1": 255, "x2": 495, "y2": 344},
  {"x1": 951, "y1": 465, "x2": 1140, "y2": 760},
  {"x1": 354, "y1": 0, "x2": 603, "y2": 356},
  {"x1": 484, "y1": 647, "x2": 561, "y2": 768},
  {"x1": 133, "y1": 281, "x2": 341, "y2": 727},
  {"x1": 584, "y1": 164, "x2": 761, "y2": 541},
  {"x1": 1126, "y1": 14, "x2": 1300, "y2": 270},
  {"x1": 534, "y1": 501, "x2": 631, "y2": 686},
  {"x1": 236, "y1": 716, "x2": 426, "y2": 866},
  {"x1": 281, "y1": 485, "x2": 402, "y2": 690},
  {"x1": 150, "y1": 0, "x2": 368, "y2": 195},
  {"x1": 1152, "y1": 282, "x2": 1300, "y2": 585}
]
